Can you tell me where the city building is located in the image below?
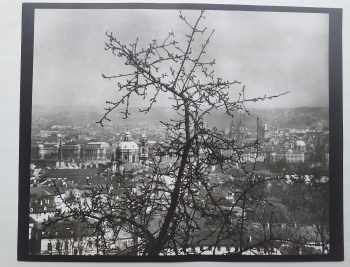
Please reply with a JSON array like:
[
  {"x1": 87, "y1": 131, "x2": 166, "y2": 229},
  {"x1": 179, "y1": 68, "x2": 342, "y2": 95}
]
[
  {"x1": 139, "y1": 133, "x2": 149, "y2": 164},
  {"x1": 30, "y1": 187, "x2": 57, "y2": 223},
  {"x1": 116, "y1": 132, "x2": 139, "y2": 164},
  {"x1": 38, "y1": 143, "x2": 59, "y2": 160},
  {"x1": 61, "y1": 143, "x2": 82, "y2": 161},
  {"x1": 81, "y1": 141, "x2": 110, "y2": 163}
]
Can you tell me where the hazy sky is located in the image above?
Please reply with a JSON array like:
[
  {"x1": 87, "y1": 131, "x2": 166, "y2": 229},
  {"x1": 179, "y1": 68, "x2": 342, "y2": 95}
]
[{"x1": 32, "y1": 9, "x2": 329, "y2": 111}]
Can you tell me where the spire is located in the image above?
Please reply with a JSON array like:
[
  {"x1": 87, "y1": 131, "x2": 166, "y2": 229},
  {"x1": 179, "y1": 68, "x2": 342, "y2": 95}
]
[
  {"x1": 57, "y1": 134, "x2": 63, "y2": 162},
  {"x1": 122, "y1": 131, "x2": 132, "y2": 141},
  {"x1": 57, "y1": 134, "x2": 63, "y2": 168},
  {"x1": 256, "y1": 116, "x2": 265, "y2": 142},
  {"x1": 257, "y1": 116, "x2": 264, "y2": 142},
  {"x1": 140, "y1": 132, "x2": 147, "y2": 143},
  {"x1": 256, "y1": 116, "x2": 260, "y2": 142}
]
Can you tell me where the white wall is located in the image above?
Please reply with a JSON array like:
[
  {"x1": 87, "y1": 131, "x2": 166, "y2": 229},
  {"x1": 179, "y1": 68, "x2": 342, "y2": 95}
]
[{"x1": 0, "y1": 0, "x2": 348, "y2": 266}]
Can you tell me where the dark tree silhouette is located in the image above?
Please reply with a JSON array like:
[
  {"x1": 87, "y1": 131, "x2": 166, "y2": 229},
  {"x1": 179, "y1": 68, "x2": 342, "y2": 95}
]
[{"x1": 42, "y1": 10, "x2": 329, "y2": 257}]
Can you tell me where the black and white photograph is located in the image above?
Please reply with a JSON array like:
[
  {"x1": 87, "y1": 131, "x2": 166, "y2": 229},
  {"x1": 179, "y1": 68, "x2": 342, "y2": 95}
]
[{"x1": 17, "y1": 3, "x2": 343, "y2": 261}]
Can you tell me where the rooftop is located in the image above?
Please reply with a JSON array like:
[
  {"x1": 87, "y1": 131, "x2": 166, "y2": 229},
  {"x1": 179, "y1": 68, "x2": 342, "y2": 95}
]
[
  {"x1": 41, "y1": 168, "x2": 99, "y2": 180},
  {"x1": 119, "y1": 141, "x2": 138, "y2": 150}
]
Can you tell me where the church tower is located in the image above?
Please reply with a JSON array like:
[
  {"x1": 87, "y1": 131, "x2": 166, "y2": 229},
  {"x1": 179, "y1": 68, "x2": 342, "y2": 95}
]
[
  {"x1": 256, "y1": 117, "x2": 265, "y2": 142},
  {"x1": 139, "y1": 133, "x2": 149, "y2": 165},
  {"x1": 56, "y1": 134, "x2": 64, "y2": 169}
]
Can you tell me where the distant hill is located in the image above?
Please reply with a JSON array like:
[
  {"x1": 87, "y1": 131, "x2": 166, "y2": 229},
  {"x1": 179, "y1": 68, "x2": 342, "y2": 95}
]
[
  {"x1": 253, "y1": 107, "x2": 329, "y2": 129},
  {"x1": 206, "y1": 107, "x2": 329, "y2": 130},
  {"x1": 32, "y1": 105, "x2": 328, "y2": 130},
  {"x1": 32, "y1": 105, "x2": 101, "y2": 127}
]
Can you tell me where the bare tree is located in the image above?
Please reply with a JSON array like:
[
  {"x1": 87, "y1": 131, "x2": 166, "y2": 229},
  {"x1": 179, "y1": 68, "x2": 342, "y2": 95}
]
[{"x1": 45, "y1": 10, "x2": 296, "y2": 256}]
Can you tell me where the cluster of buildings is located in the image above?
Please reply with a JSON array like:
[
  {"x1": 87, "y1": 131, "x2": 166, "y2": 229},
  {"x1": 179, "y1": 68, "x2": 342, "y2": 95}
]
[
  {"x1": 28, "y1": 116, "x2": 329, "y2": 255},
  {"x1": 226, "y1": 117, "x2": 329, "y2": 165},
  {"x1": 31, "y1": 131, "x2": 152, "y2": 169}
]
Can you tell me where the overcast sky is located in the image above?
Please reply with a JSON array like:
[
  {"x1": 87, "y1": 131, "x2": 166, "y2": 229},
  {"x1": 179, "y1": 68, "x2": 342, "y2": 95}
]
[{"x1": 32, "y1": 9, "x2": 329, "y2": 111}]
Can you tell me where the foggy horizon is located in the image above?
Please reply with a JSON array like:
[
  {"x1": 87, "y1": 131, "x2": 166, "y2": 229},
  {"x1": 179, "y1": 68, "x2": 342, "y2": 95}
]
[{"x1": 32, "y1": 9, "x2": 329, "y2": 110}]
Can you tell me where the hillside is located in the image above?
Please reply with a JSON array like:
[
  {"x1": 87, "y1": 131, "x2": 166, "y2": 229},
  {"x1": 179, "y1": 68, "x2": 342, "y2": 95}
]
[{"x1": 32, "y1": 105, "x2": 329, "y2": 130}]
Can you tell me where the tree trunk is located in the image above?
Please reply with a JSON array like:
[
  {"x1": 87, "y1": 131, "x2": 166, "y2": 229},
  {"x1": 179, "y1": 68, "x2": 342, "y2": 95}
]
[{"x1": 146, "y1": 103, "x2": 191, "y2": 256}]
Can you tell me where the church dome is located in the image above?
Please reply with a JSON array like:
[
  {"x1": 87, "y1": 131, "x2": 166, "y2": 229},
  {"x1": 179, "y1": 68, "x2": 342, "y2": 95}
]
[
  {"x1": 119, "y1": 141, "x2": 138, "y2": 150},
  {"x1": 295, "y1": 140, "x2": 306, "y2": 147}
]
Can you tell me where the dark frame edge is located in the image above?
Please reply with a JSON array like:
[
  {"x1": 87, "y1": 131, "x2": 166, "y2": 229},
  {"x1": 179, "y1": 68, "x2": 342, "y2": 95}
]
[
  {"x1": 17, "y1": 2, "x2": 344, "y2": 262},
  {"x1": 22, "y1": 2, "x2": 341, "y2": 13},
  {"x1": 17, "y1": 3, "x2": 35, "y2": 261},
  {"x1": 328, "y1": 8, "x2": 344, "y2": 262}
]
